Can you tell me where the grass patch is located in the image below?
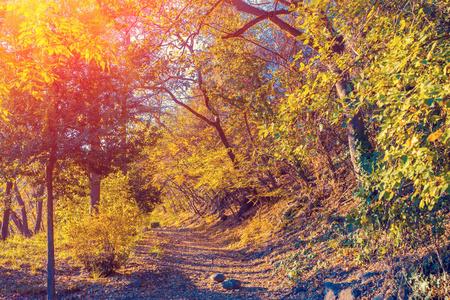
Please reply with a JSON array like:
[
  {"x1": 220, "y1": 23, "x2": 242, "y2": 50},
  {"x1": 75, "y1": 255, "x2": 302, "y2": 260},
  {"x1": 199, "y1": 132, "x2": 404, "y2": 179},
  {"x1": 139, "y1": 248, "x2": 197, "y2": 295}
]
[{"x1": 0, "y1": 232, "x2": 47, "y2": 272}]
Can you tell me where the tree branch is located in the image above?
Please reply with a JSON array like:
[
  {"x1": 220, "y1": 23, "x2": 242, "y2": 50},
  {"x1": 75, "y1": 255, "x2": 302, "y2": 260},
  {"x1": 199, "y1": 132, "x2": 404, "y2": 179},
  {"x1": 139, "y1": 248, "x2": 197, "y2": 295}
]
[
  {"x1": 163, "y1": 88, "x2": 215, "y2": 126},
  {"x1": 222, "y1": 9, "x2": 291, "y2": 38},
  {"x1": 225, "y1": 0, "x2": 319, "y2": 52}
]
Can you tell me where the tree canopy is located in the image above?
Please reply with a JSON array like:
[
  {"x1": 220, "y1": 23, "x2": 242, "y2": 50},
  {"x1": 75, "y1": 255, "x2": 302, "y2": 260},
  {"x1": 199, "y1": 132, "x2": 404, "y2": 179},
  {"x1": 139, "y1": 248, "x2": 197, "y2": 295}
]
[{"x1": 1, "y1": 0, "x2": 450, "y2": 298}]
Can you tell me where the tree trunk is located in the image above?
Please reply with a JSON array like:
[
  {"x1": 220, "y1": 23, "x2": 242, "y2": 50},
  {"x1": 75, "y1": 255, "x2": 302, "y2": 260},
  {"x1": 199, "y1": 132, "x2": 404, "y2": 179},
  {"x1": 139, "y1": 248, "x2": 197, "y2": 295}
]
[
  {"x1": 34, "y1": 199, "x2": 43, "y2": 234},
  {"x1": 46, "y1": 148, "x2": 57, "y2": 300},
  {"x1": 14, "y1": 183, "x2": 31, "y2": 237},
  {"x1": 335, "y1": 77, "x2": 371, "y2": 180},
  {"x1": 1, "y1": 181, "x2": 13, "y2": 240},
  {"x1": 212, "y1": 117, "x2": 237, "y2": 167},
  {"x1": 32, "y1": 182, "x2": 45, "y2": 234},
  {"x1": 10, "y1": 210, "x2": 24, "y2": 234},
  {"x1": 120, "y1": 97, "x2": 128, "y2": 176},
  {"x1": 90, "y1": 172, "x2": 101, "y2": 214},
  {"x1": 90, "y1": 135, "x2": 101, "y2": 214}
]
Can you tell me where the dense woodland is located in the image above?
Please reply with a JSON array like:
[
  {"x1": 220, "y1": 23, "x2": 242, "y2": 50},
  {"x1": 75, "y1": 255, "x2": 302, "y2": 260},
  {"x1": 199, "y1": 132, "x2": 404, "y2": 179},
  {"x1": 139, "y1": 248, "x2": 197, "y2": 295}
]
[{"x1": 1, "y1": 0, "x2": 450, "y2": 299}]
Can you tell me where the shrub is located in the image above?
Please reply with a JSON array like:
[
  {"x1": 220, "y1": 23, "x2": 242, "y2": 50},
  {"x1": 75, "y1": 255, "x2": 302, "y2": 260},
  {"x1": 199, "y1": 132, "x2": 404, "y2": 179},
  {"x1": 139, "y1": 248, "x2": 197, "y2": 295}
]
[
  {"x1": 408, "y1": 271, "x2": 450, "y2": 299},
  {"x1": 350, "y1": 8, "x2": 450, "y2": 254},
  {"x1": 67, "y1": 212, "x2": 137, "y2": 276},
  {"x1": 58, "y1": 172, "x2": 141, "y2": 277}
]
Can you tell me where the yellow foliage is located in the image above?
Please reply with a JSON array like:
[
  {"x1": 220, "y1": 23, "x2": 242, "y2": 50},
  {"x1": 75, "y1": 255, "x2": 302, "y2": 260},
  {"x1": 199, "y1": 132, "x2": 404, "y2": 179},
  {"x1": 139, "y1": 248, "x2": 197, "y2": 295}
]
[{"x1": 57, "y1": 172, "x2": 141, "y2": 276}]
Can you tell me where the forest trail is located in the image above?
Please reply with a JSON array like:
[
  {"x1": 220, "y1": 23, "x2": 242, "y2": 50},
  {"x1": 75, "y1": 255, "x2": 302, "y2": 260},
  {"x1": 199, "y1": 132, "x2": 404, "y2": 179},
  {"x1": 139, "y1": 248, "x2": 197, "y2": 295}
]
[
  {"x1": 0, "y1": 226, "x2": 293, "y2": 300},
  {"x1": 105, "y1": 227, "x2": 290, "y2": 300}
]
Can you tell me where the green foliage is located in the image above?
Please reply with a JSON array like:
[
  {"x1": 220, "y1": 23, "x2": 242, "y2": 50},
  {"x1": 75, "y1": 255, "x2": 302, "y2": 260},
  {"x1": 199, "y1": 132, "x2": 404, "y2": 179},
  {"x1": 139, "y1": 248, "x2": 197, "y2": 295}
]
[
  {"x1": 58, "y1": 172, "x2": 141, "y2": 277},
  {"x1": 274, "y1": 247, "x2": 320, "y2": 282},
  {"x1": 350, "y1": 2, "x2": 450, "y2": 249},
  {"x1": 128, "y1": 166, "x2": 162, "y2": 214},
  {"x1": 397, "y1": 251, "x2": 450, "y2": 300},
  {"x1": 0, "y1": 0, "x2": 115, "y2": 101}
]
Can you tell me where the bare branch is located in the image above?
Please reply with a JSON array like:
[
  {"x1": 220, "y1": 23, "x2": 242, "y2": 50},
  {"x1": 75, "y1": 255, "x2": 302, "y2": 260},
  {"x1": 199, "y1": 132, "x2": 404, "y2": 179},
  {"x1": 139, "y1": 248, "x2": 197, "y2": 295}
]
[
  {"x1": 163, "y1": 88, "x2": 215, "y2": 126},
  {"x1": 225, "y1": 0, "x2": 320, "y2": 52},
  {"x1": 222, "y1": 9, "x2": 291, "y2": 39}
]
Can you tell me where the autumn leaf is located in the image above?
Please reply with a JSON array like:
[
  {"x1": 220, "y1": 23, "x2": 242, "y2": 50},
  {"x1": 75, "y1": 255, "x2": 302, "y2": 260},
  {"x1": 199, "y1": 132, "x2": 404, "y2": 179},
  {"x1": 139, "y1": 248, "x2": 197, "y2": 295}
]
[{"x1": 427, "y1": 129, "x2": 442, "y2": 142}]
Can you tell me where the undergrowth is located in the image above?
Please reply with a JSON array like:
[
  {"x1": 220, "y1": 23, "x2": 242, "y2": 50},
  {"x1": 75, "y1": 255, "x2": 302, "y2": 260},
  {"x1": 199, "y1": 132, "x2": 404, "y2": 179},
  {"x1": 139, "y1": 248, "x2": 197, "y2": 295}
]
[
  {"x1": 272, "y1": 191, "x2": 450, "y2": 299},
  {"x1": 0, "y1": 232, "x2": 47, "y2": 273}
]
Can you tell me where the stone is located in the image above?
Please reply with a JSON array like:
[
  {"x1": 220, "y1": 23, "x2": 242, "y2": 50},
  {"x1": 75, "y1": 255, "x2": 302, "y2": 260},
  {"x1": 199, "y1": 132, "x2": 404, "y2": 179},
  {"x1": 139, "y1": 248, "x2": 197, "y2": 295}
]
[
  {"x1": 373, "y1": 295, "x2": 385, "y2": 300},
  {"x1": 325, "y1": 288, "x2": 337, "y2": 300},
  {"x1": 210, "y1": 273, "x2": 226, "y2": 283},
  {"x1": 337, "y1": 288, "x2": 360, "y2": 300},
  {"x1": 222, "y1": 279, "x2": 242, "y2": 290},
  {"x1": 324, "y1": 282, "x2": 341, "y2": 300},
  {"x1": 324, "y1": 282, "x2": 361, "y2": 300}
]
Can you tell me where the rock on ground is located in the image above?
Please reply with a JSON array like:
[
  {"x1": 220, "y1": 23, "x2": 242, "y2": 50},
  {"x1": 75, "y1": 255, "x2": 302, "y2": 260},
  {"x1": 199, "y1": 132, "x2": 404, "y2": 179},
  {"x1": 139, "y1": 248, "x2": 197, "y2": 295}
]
[
  {"x1": 222, "y1": 279, "x2": 242, "y2": 290},
  {"x1": 210, "y1": 273, "x2": 226, "y2": 283}
]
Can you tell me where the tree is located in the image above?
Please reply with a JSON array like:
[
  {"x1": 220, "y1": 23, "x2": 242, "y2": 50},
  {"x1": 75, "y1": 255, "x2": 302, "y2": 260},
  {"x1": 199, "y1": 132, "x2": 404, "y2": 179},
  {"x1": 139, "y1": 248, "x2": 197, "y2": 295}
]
[
  {"x1": 119, "y1": 0, "x2": 304, "y2": 217},
  {"x1": 0, "y1": 1, "x2": 115, "y2": 297},
  {"x1": 220, "y1": 0, "x2": 374, "y2": 180},
  {"x1": 49, "y1": 55, "x2": 154, "y2": 213}
]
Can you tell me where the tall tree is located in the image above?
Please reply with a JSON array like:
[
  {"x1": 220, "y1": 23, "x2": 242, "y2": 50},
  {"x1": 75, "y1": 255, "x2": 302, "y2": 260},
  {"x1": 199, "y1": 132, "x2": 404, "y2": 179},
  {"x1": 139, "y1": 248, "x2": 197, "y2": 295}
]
[{"x1": 0, "y1": 1, "x2": 116, "y2": 297}]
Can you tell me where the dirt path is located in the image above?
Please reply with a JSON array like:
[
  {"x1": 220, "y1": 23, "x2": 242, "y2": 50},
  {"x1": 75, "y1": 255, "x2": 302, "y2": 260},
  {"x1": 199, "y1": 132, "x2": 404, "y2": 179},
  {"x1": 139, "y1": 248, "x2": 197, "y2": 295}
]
[
  {"x1": 100, "y1": 227, "x2": 289, "y2": 300},
  {"x1": 29, "y1": 227, "x2": 290, "y2": 300}
]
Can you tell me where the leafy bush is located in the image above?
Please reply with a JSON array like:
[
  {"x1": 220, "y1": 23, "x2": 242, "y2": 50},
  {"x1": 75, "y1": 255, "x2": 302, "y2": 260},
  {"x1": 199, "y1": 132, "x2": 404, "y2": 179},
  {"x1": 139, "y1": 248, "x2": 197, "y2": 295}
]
[
  {"x1": 58, "y1": 172, "x2": 141, "y2": 277},
  {"x1": 66, "y1": 212, "x2": 137, "y2": 276},
  {"x1": 350, "y1": 5, "x2": 450, "y2": 252}
]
